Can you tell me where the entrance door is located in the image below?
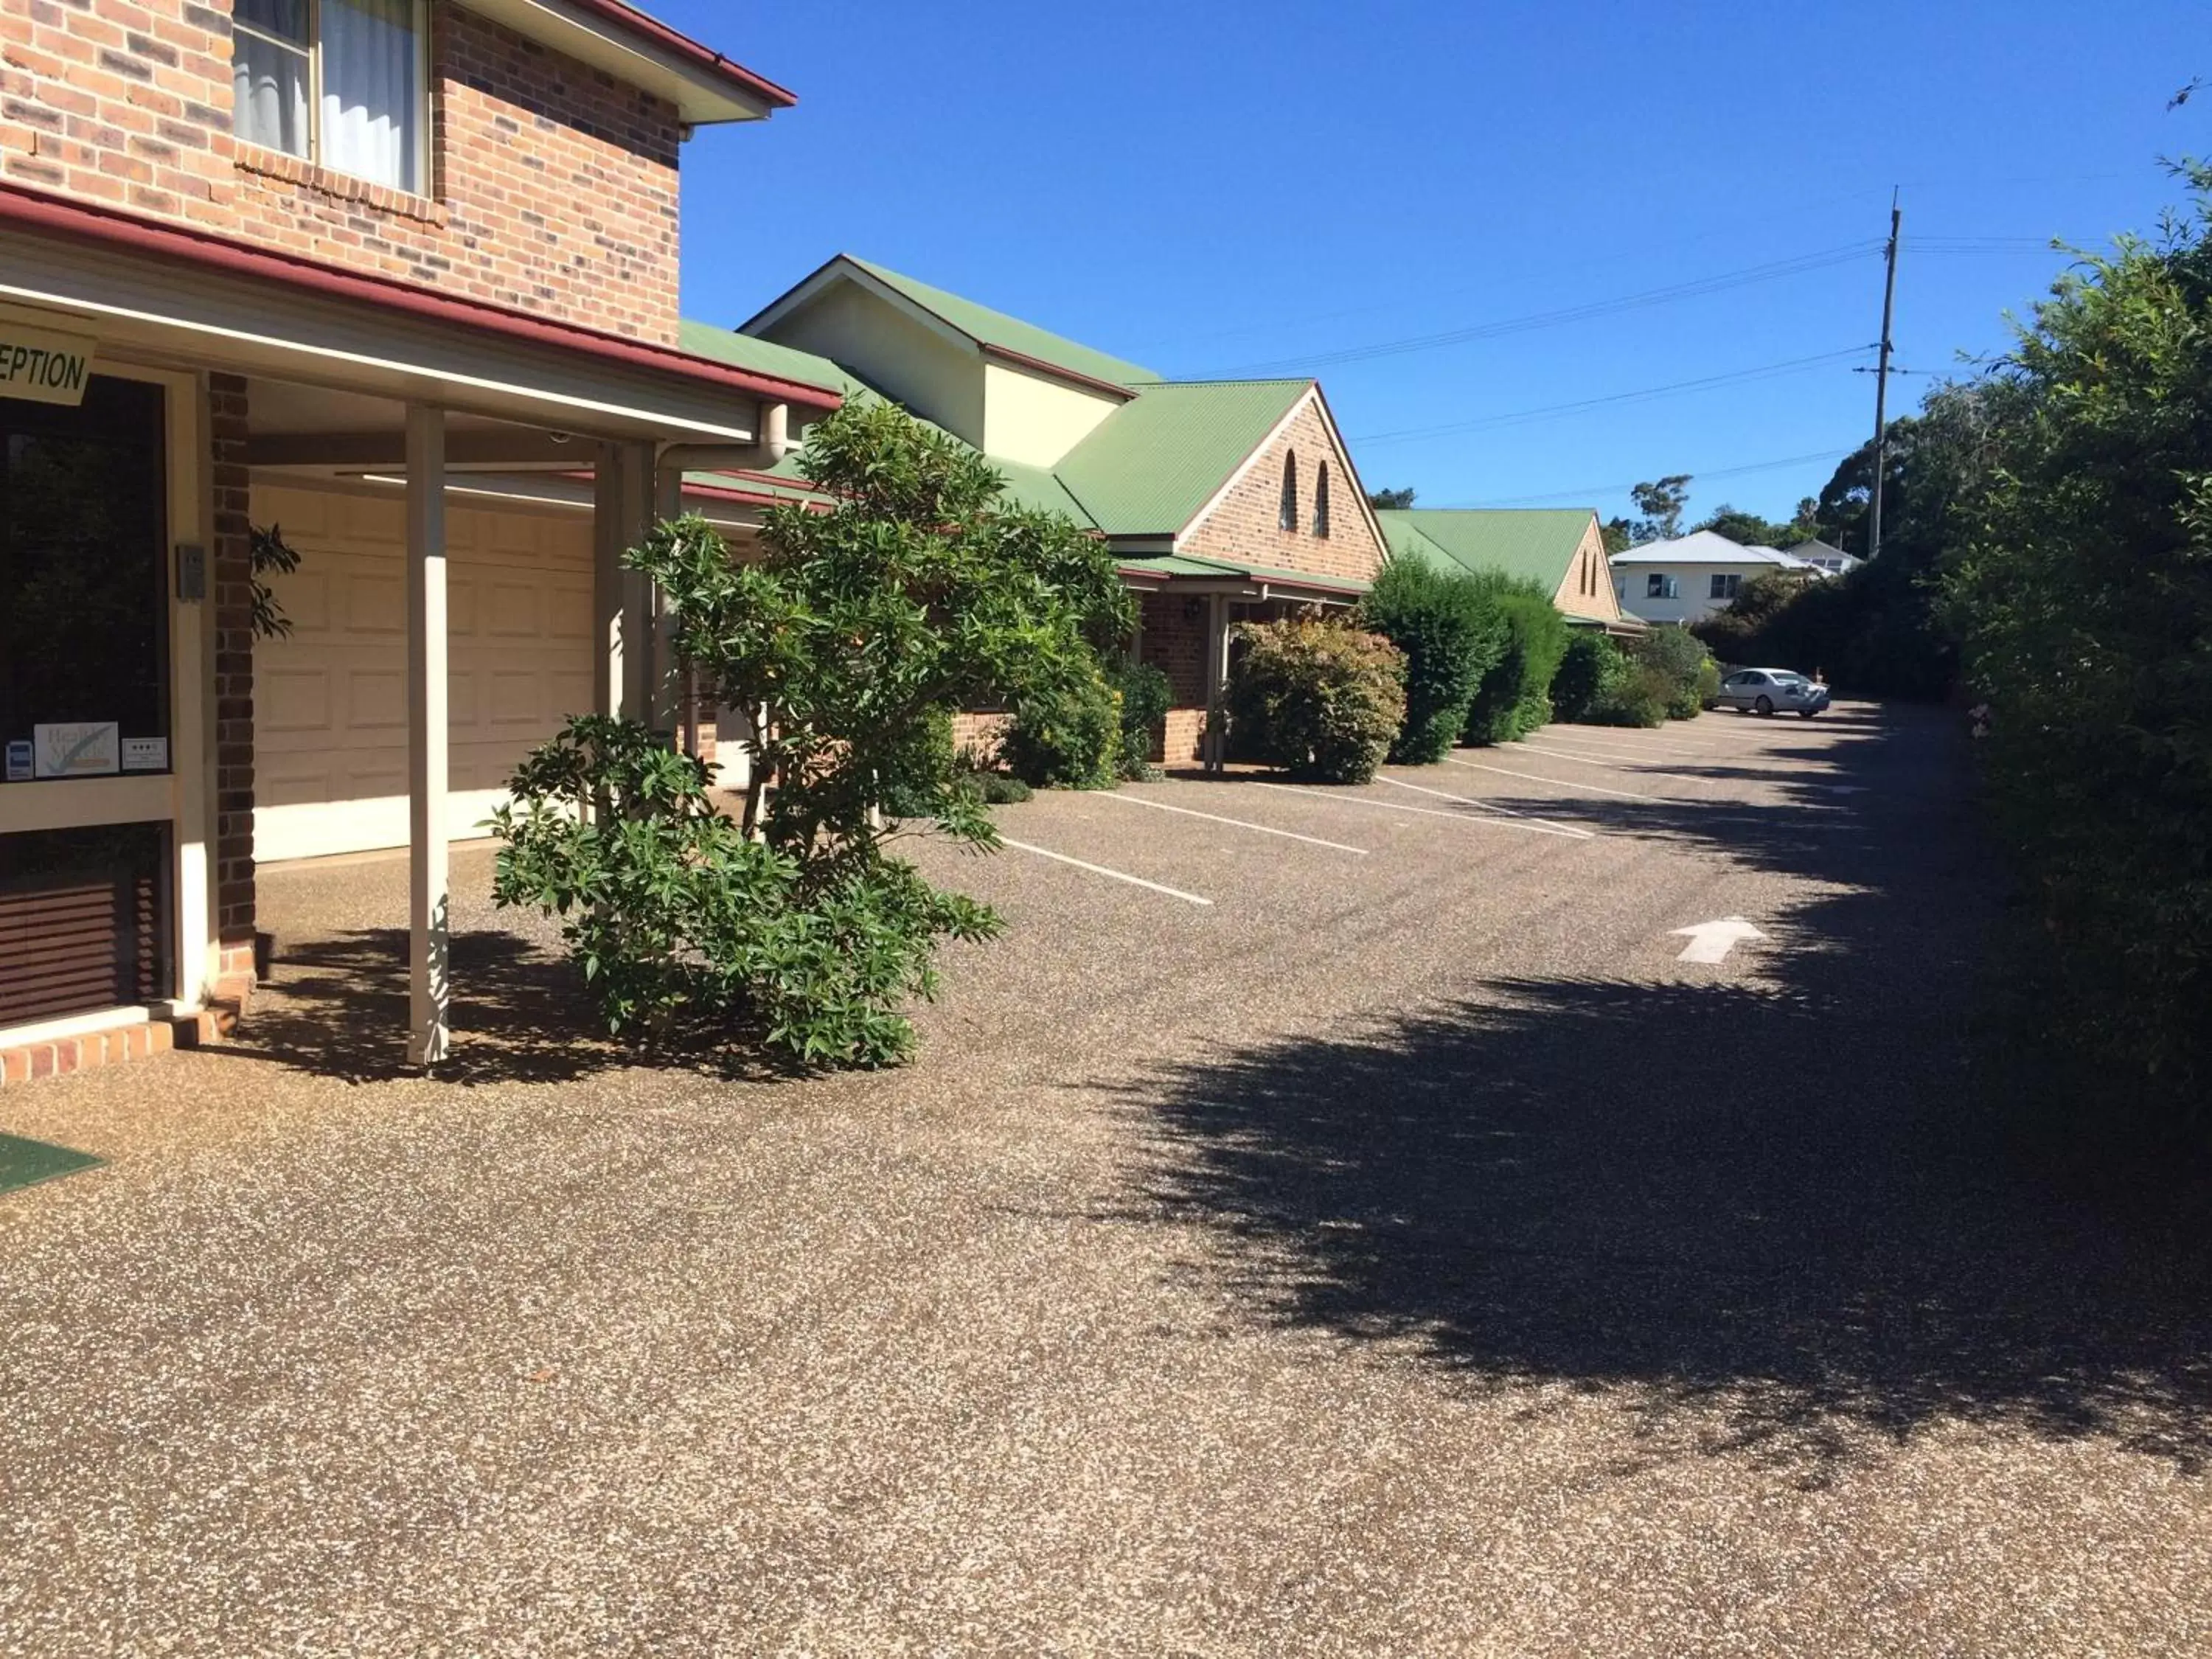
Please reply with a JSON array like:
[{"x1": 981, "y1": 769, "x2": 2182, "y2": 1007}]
[{"x1": 0, "y1": 375, "x2": 173, "y2": 1030}]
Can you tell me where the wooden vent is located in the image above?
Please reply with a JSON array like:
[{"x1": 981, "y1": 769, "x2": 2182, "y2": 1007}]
[{"x1": 0, "y1": 830, "x2": 164, "y2": 1029}]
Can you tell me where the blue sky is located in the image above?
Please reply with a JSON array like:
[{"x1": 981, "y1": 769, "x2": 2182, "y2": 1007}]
[{"x1": 662, "y1": 0, "x2": 2205, "y2": 527}]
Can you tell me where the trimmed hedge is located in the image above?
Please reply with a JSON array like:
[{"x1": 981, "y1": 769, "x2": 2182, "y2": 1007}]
[
  {"x1": 1464, "y1": 584, "x2": 1570, "y2": 745},
  {"x1": 1357, "y1": 557, "x2": 1512, "y2": 763},
  {"x1": 1001, "y1": 669, "x2": 1121, "y2": 790},
  {"x1": 1225, "y1": 617, "x2": 1407, "y2": 783}
]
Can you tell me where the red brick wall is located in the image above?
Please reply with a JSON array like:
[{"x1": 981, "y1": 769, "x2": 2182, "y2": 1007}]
[
  {"x1": 1139, "y1": 593, "x2": 1209, "y2": 764},
  {"x1": 209, "y1": 369, "x2": 255, "y2": 977},
  {"x1": 950, "y1": 711, "x2": 1010, "y2": 761},
  {"x1": 1179, "y1": 394, "x2": 1388, "y2": 585},
  {"x1": 1, "y1": 1, "x2": 684, "y2": 342}
]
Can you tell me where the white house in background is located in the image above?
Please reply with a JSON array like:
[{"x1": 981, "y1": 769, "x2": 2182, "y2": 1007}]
[
  {"x1": 1787, "y1": 539, "x2": 1863, "y2": 576},
  {"x1": 1611, "y1": 531, "x2": 1824, "y2": 625}
]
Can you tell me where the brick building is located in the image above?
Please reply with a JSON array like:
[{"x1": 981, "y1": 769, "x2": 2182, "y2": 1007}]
[
  {"x1": 0, "y1": 1, "x2": 844, "y2": 1080},
  {"x1": 723, "y1": 254, "x2": 1392, "y2": 768}
]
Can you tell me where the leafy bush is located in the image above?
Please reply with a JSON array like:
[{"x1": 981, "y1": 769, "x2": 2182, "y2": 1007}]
[
  {"x1": 953, "y1": 744, "x2": 1033, "y2": 804},
  {"x1": 1936, "y1": 168, "x2": 2212, "y2": 1130},
  {"x1": 495, "y1": 398, "x2": 1127, "y2": 1067},
  {"x1": 1549, "y1": 630, "x2": 1627, "y2": 723},
  {"x1": 1629, "y1": 626, "x2": 1721, "y2": 720},
  {"x1": 1587, "y1": 662, "x2": 1673, "y2": 727},
  {"x1": 490, "y1": 717, "x2": 1000, "y2": 1066},
  {"x1": 1105, "y1": 657, "x2": 1172, "y2": 779},
  {"x1": 1002, "y1": 667, "x2": 1122, "y2": 790},
  {"x1": 1463, "y1": 583, "x2": 1569, "y2": 745},
  {"x1": 877, "y1": 705, "x2": 956, "y2": 818},
  {"x1": 1225, "y1": 617, "x2": 1407, "y2": 783},
  {"x1": 1357, "y1": 557, "x2": 1512, "y2": 762}
]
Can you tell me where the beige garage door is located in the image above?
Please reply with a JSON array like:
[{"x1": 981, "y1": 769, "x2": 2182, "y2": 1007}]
[{"x1": 252, "y1": 483, "x2": 596, "y2": 863}]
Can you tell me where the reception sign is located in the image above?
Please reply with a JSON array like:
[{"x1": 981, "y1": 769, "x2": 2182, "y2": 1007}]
[{"x1": 0, "y1": 323, "x2": 96, "y2": 406}]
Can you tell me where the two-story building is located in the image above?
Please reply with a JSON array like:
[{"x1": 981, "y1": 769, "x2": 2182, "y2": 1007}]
[
  {"x1": 1610, "y1": 531, "x2": 1824, "y2": 626},
  {"x1": 0, "y1": 0, "x2": 843, "y2": 1077}
]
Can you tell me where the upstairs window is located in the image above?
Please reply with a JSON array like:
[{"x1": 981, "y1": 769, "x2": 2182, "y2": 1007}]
[
  {"x1": 1710, "y1": 572, "x2": 1742, "y2": 600},
  {"x1": 1279, "y1": 452, "x2": 1298, "y2": 532},
  {"x1": 234, "y1": 0, "x2": 427, "y2": 193},
  {"x1": 1646, "y1": 573, "x2": 1680, "y2": 600},
  {"x1": 1314, "y1": 463, "x2": 1331, "y2": 539}
]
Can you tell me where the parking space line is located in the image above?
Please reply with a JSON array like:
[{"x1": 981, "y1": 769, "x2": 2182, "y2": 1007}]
[
  {"x1": 1526, "y1": 729, "x2": 1724, "y2": 761},
  {"x1": 1377, "y1": 773, "x2": 1593, "y2": 836},
  {"x1": 1514, "y1": 745, "x2": 1722, "y2": 790},
  {"x1": 999, "y1": 838, "x2": 1215, "y2": 905},
  {"x1": 1253, "y1": 782, "x2": 1596, "y2": 840},
  {"x1": 1444, "y1": 756, "x2": 1652, "y2": 800},
  {"x1": 1096, "y1": 789, "x2": 1369, "y2": 854}
]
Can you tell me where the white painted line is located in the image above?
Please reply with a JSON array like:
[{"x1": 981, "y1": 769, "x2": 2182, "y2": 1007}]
[
  {"x1": 1515, "y1": 734, "x2": 1701, "y2": 765},
  {"x1": 1526, "y1": 729, "x2": 1722, "y2": 761},
  {"x1": 1444, "y1": 756, "x2": 1651, "y2": 800},
  {"x1": 1672, "y1": 915, "x2": 1767, "y2": 963},
  {"x1": 1096, "y1": 789, "x2": 1369, "y2": 854},
  {"x1": 1377, "y1": 773, "x2": 1592, "y2": 837},
  {"x1": 1515, "y1": 744, "x2": 1717, "y2": 790},
  {"x1": 1253, "y1": 781, "x2": 1596, "y2": 841},
  {"x1": 999, "y1": 838, "x2": 1214, "y2": 905}
]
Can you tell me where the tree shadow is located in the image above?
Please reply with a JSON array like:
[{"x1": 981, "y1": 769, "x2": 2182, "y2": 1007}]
[
  {"x1": 225, "y1": 927, "x2": 786, "y2": 1088},
  {"x1": 1116, "y1": 704, "x2": 2212, "y2": 1484}
]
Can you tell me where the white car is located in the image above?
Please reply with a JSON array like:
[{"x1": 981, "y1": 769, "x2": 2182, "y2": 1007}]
[{"x1": 1717, "y1": 668, "x2": 1831, "y2": 717}]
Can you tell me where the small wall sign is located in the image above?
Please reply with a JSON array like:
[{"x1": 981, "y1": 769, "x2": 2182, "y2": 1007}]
[
  {"x1": 0, "y1": 323, "x2": 97, "y2": 408},
  {"x1": 32, "y1": 722, "x2": 119, "y2": 778},
  {"x1": 121, "y1": 737, "x2": 169, "y2": 771},
  {"x1": 4, "y1": 741, "x2": 29, "y2": 782}
]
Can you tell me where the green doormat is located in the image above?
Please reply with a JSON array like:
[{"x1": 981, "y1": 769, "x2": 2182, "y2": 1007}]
[{"x1": 0, "y1": 1133, "x2": 102, "y2": 1197}]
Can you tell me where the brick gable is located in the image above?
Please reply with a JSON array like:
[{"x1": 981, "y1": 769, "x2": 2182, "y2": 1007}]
[
  {"x1": 1177, "y1": 392, "x2": 1388, "y2": 585},
  {"x1": 1, "y1": 1, "x2": 683, "y2": 342}
]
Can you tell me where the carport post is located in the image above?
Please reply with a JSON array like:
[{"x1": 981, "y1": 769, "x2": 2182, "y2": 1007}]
[
  {"x1": 618, "y1": 440, "x2": 657, "y2": 725},
  {"x1": 592, "y1": 441, "x2": 627, "y2": 720},
  {"x1": 1202, "y1": 593, "x2": 1231, "y2": 773},
  {"x1": 652, "y1": 458, "x2": 686, "y2": 739},
  {"x1": 405, "y1": 403, "x2": 451, "y2": 1068}
]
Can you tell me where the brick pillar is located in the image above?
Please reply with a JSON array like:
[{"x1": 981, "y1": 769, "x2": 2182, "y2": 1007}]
[
  {"x1": 1140, "y1": 591, "x2": 1209, "y2": 763},
  {"x1": 209, "y1": 373, "x2": 257, "y2": 984}
]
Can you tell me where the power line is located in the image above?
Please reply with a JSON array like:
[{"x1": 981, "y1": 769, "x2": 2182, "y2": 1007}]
[
  {"x1": 1352, "y1": 347, "x2": 1872, "y2": 447},
  {"x1": 1194, "y1": 242, "x2": 1880, "y2": 378},
  {"x1": 1454, "y1": 448, "x2": 1853, "y2": 509}
]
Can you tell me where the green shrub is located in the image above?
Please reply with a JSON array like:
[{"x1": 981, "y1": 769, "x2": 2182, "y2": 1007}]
[
  {"x1": 1105, "y1": 657, "x2": 1171, "y2": 779},
  {"x1": 1587, "y1": 662, "x2": 1672, "y2": 727},
  {"x1": 1627, "y1": 626, "x2": 1721, "y2": 720},
  {"x1": 877, "y1": 705, "x2": 956, "y2": 818},
  {"x1": 490, "y1": 716, "x2": 999, "y2": 1067},
  {"x1": 952, "y1": 743, "x2": 1033, "y2": 804},
  {"x1": 1549, "y1": 630, "x2": 1627, "y2": 723},
  {"x1": 1001, "y1": 667, "x2": 1121, "y2": 790},
  {"x1": 1357, "y1": 557, "x2": 1512, "y2": 762},
  {"x1": 1225, "y1": 617, "x2": 1407, "y2": 783},
  {"x1": 1464, "y1": 584, "x2": 1570, "y2": 745}
]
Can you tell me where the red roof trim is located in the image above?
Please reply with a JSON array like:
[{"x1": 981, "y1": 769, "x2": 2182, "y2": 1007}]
[
  {"x1": 565, "y1": 0, "x2": 798, "y2": 108},
  {"x1": 979, "y1": 342, "x2": 1139, "y2": 401},
  {"x1": 0, "y1": 182, "x2": 841, "y2": 411}
]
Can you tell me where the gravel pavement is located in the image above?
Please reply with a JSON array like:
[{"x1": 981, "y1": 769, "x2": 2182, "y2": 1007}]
[{"x1": 4, "y1": 702, "x2": 2210, "y2": 1656}]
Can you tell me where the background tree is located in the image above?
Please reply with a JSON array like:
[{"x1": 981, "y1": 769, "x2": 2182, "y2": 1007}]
[
  {"x1": 1367, "y1": 485, "x2": 1418, "y2": 510},
  {"x1": 1600, "y1": 515, "x2": 1637, "y2": 554},
  {"x1": 1629, "y1": 475, "x2": 1692, "y2": 540},
  {"x1": 1691, "y1": 504, "x2": 1792, "y2": 546}
]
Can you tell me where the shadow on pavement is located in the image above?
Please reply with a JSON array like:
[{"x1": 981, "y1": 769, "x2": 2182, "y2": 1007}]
[{"x1": 1121, "y1": 704, "x2": 2212, "y2": 1484}]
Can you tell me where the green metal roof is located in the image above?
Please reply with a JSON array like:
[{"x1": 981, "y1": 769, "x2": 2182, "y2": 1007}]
[
  {"x1": 1054, "y1": 380, "x2": 1312, "y2": 538},
  {"x1": 1377, "y1": 508, "x2": 1594, "y2": 591},
  {"x1": 841, "y1": 256, "x2": 1162, "y2": 389},
  {"x1": 1116, "y1": 552, "x2": 1368, "y2": 594},
  {"x1": 677, "y1": 319, "x2": 857, "y2": 397}
]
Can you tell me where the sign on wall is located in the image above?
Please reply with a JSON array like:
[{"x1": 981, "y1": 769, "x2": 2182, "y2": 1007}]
[
  {"x1": 0, "y1": 323, "x2": 97, "y2": 407},
  {"x1": 32, "y1": 722, "x2": 119, "y2": 779}
]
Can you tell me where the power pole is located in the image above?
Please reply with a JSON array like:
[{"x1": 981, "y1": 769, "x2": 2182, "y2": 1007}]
[{"x1": 1868, "y1": 189, "x2": 1901, "y2": 560}]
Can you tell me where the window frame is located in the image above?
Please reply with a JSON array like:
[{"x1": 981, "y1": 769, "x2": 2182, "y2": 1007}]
[
  {"x1": 1709, "y1": 572, "x2": 1742, "y2": 601},
  {"x1": 1313, "y1": 462, "x2": 1330, "y2": 539},
  {"x1": 1279, "y1": 451, "x2": 1299, "y2": 533},
  {"x1": 232, "y1": 0, "x2": 433, "y2": 196}
]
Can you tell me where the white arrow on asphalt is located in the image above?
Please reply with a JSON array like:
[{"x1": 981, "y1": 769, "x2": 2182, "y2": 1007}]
[{"x1": 1671, "y1": 916, "x2": 1767, "y2": 964}]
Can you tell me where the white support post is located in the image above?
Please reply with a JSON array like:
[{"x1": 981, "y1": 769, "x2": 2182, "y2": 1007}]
[
  {"x1": 593, "y1": 440, "x2": 626, "y2": 722},
  {"x1": 1202, "y1": 594, "x2": 1231, "y2": 774},
  {"x1": 619, "y1": 439, "x2": 656, "y2": 726},
  {"x1": 653, "y1": 456, "x2": 685, "y2": 738},
  {"x1": 406, "y1": 404, "x2": 450, "y2": 1068}
]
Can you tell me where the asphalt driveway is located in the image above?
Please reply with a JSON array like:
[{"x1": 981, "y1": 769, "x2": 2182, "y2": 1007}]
[{"x1": 4, "y1": 703, "x2": 2209, "y2": 1656}]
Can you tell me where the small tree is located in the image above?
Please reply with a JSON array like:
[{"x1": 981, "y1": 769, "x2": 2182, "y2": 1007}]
[
  {"x1": 1463, "y1": 582, "x2": 1570, "y2": 745},
  {"x1": 1630, "y1": 625, "x2": 1722, "y2": 720},
  {"x1": 1357, "y1": 557, "x2": 1509, "y2": 762},
  {"x1": 1226, "y1": 617, "x2": 1406, "y2": 783},
  {"x1": 493, "y1": 400, "x2": 1132, "y2": 1066}
]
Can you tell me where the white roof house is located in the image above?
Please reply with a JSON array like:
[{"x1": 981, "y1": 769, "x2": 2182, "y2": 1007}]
[
  {"x1": 1610, "y1": 532, "x2": 1823, "y2": 625},
  {"x1": 1787, "y1": 539, "x2": 1864, "y2": 576}
]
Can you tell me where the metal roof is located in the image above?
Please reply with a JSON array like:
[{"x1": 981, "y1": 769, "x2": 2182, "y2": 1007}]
[
  {"x1": 1610, "y1": 531, "x2": 1818, "y2": 568},
  {"x1": 835, "y1": 257, "x2": 1163, "y2": 390},
  {"x1": 1376, "y1": 508, "x2": 1593, "y2": 590},
  {"x1": 1054, "y1": 380, "x2": 1312, "y2": 538}
]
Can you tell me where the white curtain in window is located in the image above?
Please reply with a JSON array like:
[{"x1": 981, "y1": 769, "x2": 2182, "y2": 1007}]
[
  {"x1": 233, "y1": 29, "x2": 310, "y2": 159},
  {"x1": 321, "y1": 0, "x2": 420, "y2": 191}
]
